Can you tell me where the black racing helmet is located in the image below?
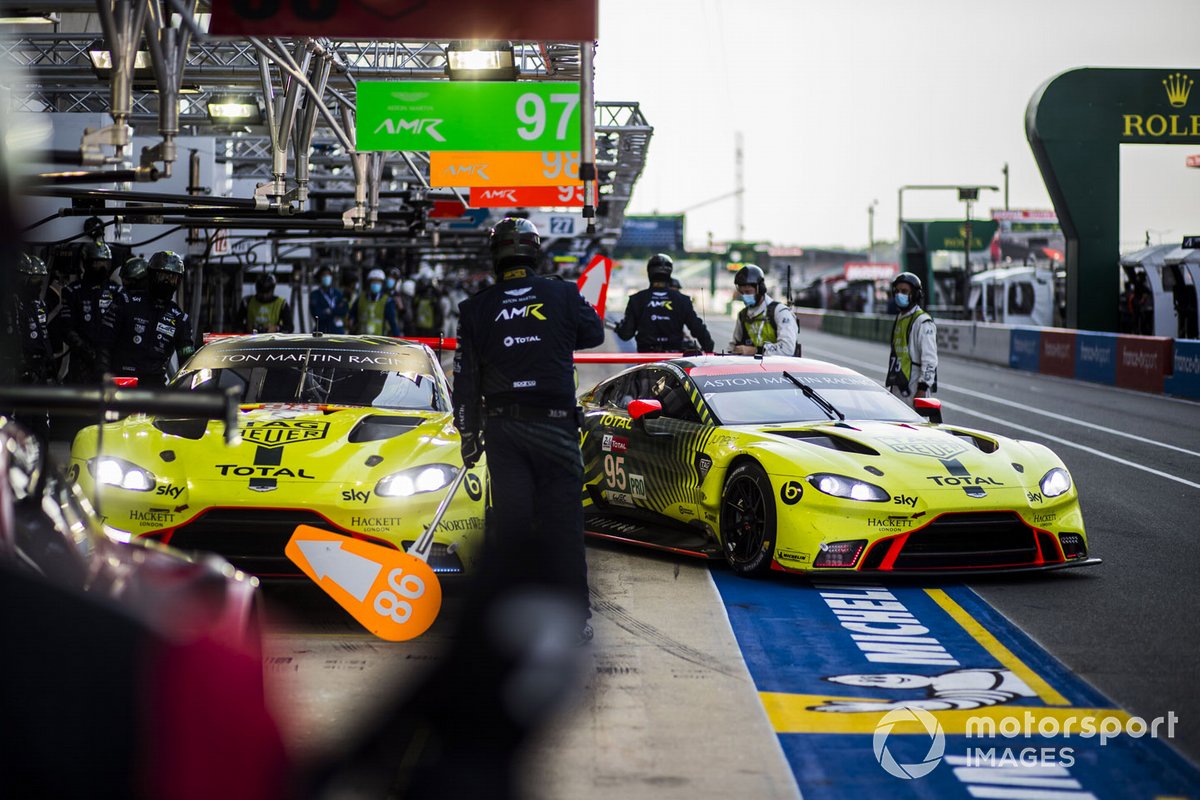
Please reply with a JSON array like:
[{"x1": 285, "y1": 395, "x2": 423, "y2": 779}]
[
  {"x1": 81, "y1": 240, "x2": 112, "y2": 263},
  {"x1": 489, "y1": 217, "x2": 541, "y2": 272},
  {"x1": 120, "y1": 257, "x2": 148, "y2": 284},
  {"x1": 255, "y1": 272, "x2": 277, "y2": 294},
  {"x1": 646, "y1": 253, "x2": 673, "y2": 282},
  {"x1": 892, "y1": 271, "x2": 924, "y2": 306},
  {"x1": 149, "y1": 251, "x2": 185, "y2": 275},
  {"x1": 19, "y1": 253, "x2": 48, "y2": 277},
  {"x1": 733, "y1": 264, "x2": 767, "y2": 291},
  {"x1": 81, "y1": 240, "x2": 113, "y2": 276}
]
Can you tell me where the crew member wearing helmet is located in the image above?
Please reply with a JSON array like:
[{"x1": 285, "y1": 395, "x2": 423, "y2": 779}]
[
  {"x1": 60, "y1": 240, "x2": 120, "y2": 383},
  {"x1": 120, "y1": 256, "x2": 149, "y2": 295},
  {"x1": 614, "y1": 253, "x2": 714, "y2": 353},
  {"x1": 729, "y1": 264, "x2": 800, "y2": 356},
  {"x1": 1, "y1": 254, "x2": 54, "y2": 385},
  {"x1": 885, "y1": 271, "x2": 938, "y2": 404},
  {"x1": 98, "y1": 251, "x2": 195, "y2": 386},
  {"x1": 238, "y1": 272, "x2": 294, "y2": 333},
  {"x1": 349, "y1": 268, "x2": 402, "y2": 336},
  {"x1": 454, "y1": 218, "x2": 604, "y2": 642},
  {"x1": 310, "y1": 265, "x2": 348, "y2": 334}
]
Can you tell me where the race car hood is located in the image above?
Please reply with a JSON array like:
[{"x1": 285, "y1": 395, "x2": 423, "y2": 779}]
[
  {"x1": 753, "y1": 420, "x2": 1062, "y2": 499},
  {"x1": 75, "y1": 404, "x2": 461, "y2": 488}
]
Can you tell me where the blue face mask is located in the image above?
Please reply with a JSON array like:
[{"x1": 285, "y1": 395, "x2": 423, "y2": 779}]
[
  {"x1": 320, "y1": 274, "x2": 333, "y2": 288},
  {"x1": 369, "y1": 282, "x2": 383, "y2": 294},
  {"x1": 385, "y1": 277, "x2": 396, "y2": 290},
  {"x1": 740, "y1": 293, "x2": 758, "y2": 306},
  {"x1": 895, "y1": 292, "x2": 911, "y2": 309}
]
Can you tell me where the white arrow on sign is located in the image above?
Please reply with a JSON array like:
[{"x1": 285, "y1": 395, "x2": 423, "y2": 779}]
[{"x1": 296, "y1": 539, "x2": 383, "y2": 602}]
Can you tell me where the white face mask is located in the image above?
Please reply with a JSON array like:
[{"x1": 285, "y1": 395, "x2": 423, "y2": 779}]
[
  {"x1": 740, "y1": 293, "x2": 758, "y2": 306},
  {"x1": 895, "y1": 292, "x2": 911, "y2": 309}
]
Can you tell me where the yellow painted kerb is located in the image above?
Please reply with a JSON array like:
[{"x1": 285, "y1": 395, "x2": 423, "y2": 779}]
[{"x1": 924, "y1": 588, "x2": 1069, "y2": 706}]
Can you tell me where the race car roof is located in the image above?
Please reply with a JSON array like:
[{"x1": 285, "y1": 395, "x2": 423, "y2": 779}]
[
  {"x1": 679, "y1": 355, "x2": 863, "y2": 377},
  {"x1": 185, "y1": 334, "x2": 438, "y2": 372}
]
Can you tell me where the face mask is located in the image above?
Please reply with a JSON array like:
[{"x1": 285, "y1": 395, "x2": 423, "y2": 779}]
[
  {"x1": 320, "y1": 275, "x2": 333, "y2": 288},
  {"x1": 369, "y1": 282, "x2": 383, "y2": 294},
  {"x1": 385, "y1": 277, "x2": 396, "y2": 290},
  {"x1": 895, "y1": 292, "x2": 911, "y2": 309},
  {"x1": 740, "y1": 293, "x2": 757, "y2": 306}
]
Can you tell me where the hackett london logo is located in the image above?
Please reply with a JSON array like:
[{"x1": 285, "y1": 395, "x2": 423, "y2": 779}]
[
  {"x1": 1121, "y1": 71, "x2": 1200, "y2": 139},
  {"x1": 1164, "y1": 72, "x2": 1194, "y2": 108}
]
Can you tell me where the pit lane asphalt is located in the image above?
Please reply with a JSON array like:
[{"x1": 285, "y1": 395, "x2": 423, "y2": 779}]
[{"x1": 772, "y1": 321, "x2": 1200, "y2": 766}]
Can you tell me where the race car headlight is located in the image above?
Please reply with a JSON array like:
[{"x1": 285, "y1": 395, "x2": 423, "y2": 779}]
[
  {"x1": 87, "y1": 456, "x2": 156, "y2": 491},
  {"x1": 806, "y1": 473, "x2": 890, "y2": 502},
  {"x1": 1039, "y1": 467, "x2": 1072, "y2": 498},
  {"x1": 375, "y1": 464, "x2": 456, "y2": 498}
]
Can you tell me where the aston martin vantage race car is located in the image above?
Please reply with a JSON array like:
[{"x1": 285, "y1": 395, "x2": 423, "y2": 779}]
[
  {"x1": 70, "y1": 334, "x2": 486, "y2": 577},
  {"x1": 579, "y1": 355, "x2": 1100, "y2": 576}
]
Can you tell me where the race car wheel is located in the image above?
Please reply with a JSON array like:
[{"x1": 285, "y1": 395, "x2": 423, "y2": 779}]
[{"x1": 720, "y1": 461, "x2": 777, "y2": 578}]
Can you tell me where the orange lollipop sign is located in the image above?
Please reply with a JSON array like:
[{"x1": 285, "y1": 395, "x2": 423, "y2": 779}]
[{"x1": 286, "y1": 467, "x2": 468, "y2": 641}]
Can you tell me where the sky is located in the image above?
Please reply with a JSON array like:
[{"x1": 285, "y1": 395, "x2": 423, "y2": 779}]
[{"x1": 593, "y1": 0, "x2": 1200, "y2": 253}]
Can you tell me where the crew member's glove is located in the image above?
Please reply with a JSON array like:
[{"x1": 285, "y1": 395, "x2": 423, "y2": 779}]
[{"x1": 460, "y1": 430, "x2": 483, "y2": 468}]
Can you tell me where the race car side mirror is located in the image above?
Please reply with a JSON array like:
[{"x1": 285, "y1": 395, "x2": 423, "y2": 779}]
[
  {"x1": 914, "y1": 397, "x2": 942, "y2": 424},
  {"x1": 627, "y1": 399, "x2": 662, "y2": 422},
  {"x1": 113, "y1": 377, "x2": 139, "y2": 388}
]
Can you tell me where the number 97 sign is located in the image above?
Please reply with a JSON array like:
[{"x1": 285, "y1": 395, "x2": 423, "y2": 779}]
[
  {"x1": 286, "y1": 525, "x2": 442, "y2": 641},
  {"x1": 356, "y1": 81, "x2": 581, "y2": 153}
]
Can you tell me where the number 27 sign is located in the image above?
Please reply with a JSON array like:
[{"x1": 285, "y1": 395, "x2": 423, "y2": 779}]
[{"x1": 356, "y1": 81, "x2": 581, "y2": 153}]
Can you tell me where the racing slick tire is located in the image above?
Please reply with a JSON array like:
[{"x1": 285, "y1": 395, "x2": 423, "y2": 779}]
[{"x1": 720, "y1": 461, "x2": 777, "y2": 578}]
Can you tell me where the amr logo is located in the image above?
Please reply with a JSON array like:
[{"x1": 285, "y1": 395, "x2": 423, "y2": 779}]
[
  {"x1": 443, "y1": 163, "x2": 489, "y2": 181},
  {"x1": 495, "y1": 303, "x2": 546, "y2": 321},
  {"x1": 372, "y1": 118, "x2": 447, "y2": 142},
  {"x1": 480, "y1": 189, "x2": 517, "y2": 202}
]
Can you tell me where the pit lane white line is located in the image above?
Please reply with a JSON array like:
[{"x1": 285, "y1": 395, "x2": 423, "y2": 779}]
[{"x1": 805, "y1": 346, "x2": 1200, "y2": 460}]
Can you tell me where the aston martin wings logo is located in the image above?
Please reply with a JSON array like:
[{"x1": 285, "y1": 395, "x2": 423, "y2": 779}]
[
  {"x1": 877, "y1": 436, "x2": 967, "y2": 460},
  {"x1": 242, "y1": 420, "x2": 331, "y2": 447}
]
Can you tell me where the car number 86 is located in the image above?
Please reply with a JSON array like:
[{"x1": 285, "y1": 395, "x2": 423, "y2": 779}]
[{"x1": 373, "y1": 567, "x2": 426, "y2": 623}]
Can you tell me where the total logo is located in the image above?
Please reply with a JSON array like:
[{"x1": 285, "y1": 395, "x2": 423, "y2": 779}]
[
  {"x1": 504, "y1": 335, "x2": 543, "y2": 347},
  {"x1": 495, "y1": 303, "x2": 546, "y2": 322}
]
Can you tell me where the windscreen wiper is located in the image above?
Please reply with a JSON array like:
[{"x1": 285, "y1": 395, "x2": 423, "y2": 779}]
[{"x1": 782, "y1": 371, "x2": 845, "y2": 422}]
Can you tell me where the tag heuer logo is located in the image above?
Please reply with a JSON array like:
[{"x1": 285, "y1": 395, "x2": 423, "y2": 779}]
[
  {"x1": 242, "y1": 420, "x2": 330, "y2": 447},
  {"x1": 878, "y1": 436, "x2": 967, "y2": 460}
]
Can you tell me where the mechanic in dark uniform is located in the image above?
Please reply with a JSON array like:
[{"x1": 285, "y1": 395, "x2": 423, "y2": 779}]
[
  {"x1": 238, "y1": 272, "x2": 294, "y2": 333},
  {"x1": 309, "y1": 265, "x2": 348, "y2": 334},
  {"x1": 454, "y1": 217, "x2": 605, "y2": 640},
  {"x1": 1, "y1": 254, "x2": 54, "y2": 385},
  {"x1": 60, "y1": 240, "x2": 121, "y2": 383},
  {"x1": 349, "y1": 218, "x2": 604, "y2": 799},
  {"x1": 98, "y1": 251, "x2": 195, "y2": 387},
  {"x1": 614, "y1": 253, "x2": 715, "y2": 353}
]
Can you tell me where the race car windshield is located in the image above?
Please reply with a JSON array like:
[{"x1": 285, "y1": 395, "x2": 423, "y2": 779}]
[
  {"x1": 173, "y1": 366, "x2": 441, "y2": 410},
  {"x1": 695, "y1": 371, "x2": 922, "y2": 425}
]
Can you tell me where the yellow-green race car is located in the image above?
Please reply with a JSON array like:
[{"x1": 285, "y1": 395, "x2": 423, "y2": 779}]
[
  {"x1": 70, "y1": 334, "x2": 486, "y2": 578},
  {"x1": 579, "y1": 355, "x2": 1100, "y2": 577}
]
